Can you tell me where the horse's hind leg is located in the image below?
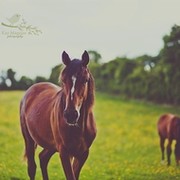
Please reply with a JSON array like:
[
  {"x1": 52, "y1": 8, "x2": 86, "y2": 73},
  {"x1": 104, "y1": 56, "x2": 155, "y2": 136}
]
[
  {"x1": 21, "y1": 120, "x2": 37, "y2": 180},
  {"x1": 39, "y1": 149, "x2": 56, "y2": 180},
  {"x1": 167, "y1": 139, "x2": 172, "y2": 166},
  {"x1": 26, "y1": 140, "x2": 37, "y2": 180},
  {"x1": 160, "y1": 136, "x2": 165, "y2": 162}
]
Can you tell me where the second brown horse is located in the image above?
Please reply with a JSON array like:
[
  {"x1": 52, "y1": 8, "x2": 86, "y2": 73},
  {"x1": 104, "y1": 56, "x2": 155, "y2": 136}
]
[
  {"x1": 157, "y1": 114, "x2": 180, "y2": 165},
  {"x1": 20, "y1": 51, "x2": 97, "y2": 180}
]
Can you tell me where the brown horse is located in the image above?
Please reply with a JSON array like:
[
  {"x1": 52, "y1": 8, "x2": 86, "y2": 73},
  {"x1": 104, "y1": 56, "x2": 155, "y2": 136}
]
[
  {"x1": 20, "y1": 51, "x2": 97, "y2": 180},
  {"x1": 157, "y1": 114, "x2": 180, "y2": 166}
]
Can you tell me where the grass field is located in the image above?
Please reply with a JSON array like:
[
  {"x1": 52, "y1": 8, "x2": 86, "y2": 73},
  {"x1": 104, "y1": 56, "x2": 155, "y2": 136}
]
[{"x1": 0, "y1": 91, "x2": 180, "y2": 180}]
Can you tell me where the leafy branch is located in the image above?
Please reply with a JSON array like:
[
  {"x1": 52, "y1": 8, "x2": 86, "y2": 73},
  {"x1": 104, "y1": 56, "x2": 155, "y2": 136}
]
[
  {"x1": 1, "y1": 22, "x2": 18, "y2": 29},
  {"x1": 1, "y1": 18, "x2": 42, "y2": 35},
  {"x1": 18, "y1": 19, "x2": 42, "y2": 35}
]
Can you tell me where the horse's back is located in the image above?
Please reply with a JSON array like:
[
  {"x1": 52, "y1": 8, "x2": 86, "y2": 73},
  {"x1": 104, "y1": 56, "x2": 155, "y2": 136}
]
[{"x1": 20, "y1": 82, "x2": 61, "y2": 149}]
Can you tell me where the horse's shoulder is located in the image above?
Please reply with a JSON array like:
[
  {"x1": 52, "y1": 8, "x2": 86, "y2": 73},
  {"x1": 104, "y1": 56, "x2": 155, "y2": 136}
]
[{"x1": 21, "y1": 82, "x2": 62, "y2": 111}]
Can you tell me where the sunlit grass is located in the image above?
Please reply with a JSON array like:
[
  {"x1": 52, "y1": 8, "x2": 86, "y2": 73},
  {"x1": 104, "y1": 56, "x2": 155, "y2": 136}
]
[{"x1": 0, "y1": 91, "x2": 180, "y2": 179}]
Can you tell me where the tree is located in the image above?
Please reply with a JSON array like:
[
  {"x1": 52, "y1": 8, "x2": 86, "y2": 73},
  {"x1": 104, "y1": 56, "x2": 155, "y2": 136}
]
[
  {"x1": 18, "y1": 76, "x2": 34, "y2": 90},
  {"x1": 159, "y1": 25, "x2": 180, "y2": 104},
  {"x1": 0, "y1": 70, "x2": 8, "y2": 90},
  {"x1": 0, "y1": 68, "x2": 19, "y2": 90},
  {"x1": 88, "y1": 50, "x2": 101, "y2": 64},
  {"x1": 161, "y1": 25, "x2": 180, "y2": 66},
  {"x1": 7, "y1": 68, "x2": 17, "y2": 89},
  {"x1": 49, "y1": 65, "x2": 63, "y2": 85},
  {"x1": 35, "y1": 76, "x2": 48, "y2": 83}
]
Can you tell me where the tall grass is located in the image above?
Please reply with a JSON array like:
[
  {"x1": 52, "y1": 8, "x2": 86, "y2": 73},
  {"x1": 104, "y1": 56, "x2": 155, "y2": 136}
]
[{"x1": 0, "y1": 91, "x2": 180, "y2": 179}]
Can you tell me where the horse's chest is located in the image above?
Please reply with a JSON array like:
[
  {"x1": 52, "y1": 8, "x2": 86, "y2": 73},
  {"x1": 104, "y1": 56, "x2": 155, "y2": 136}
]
[{"x1": 65, "y1": 135, "x2": 87, "y2": 156}]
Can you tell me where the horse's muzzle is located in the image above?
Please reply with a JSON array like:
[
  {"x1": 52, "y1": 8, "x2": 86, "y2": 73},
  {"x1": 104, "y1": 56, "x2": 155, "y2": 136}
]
[{"x1": 64, "y1": 109, "x2": 79, "y2": 125}]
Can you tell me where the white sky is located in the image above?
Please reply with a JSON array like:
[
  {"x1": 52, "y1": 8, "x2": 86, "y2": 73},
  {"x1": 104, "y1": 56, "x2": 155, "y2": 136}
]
[{"x1": 0, "y1": 0, "x2": 180, "y2": 79}]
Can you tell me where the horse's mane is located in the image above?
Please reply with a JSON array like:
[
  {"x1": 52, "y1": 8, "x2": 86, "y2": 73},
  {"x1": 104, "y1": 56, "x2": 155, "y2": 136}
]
[{"x1": 86, "y1": 70, "x2": 95, "y2": 110}]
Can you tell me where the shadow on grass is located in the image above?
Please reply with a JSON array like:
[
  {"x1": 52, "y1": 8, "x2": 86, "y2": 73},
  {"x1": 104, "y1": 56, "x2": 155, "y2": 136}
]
[{"x1": 10, "y1": 177, "x2": 25, "y2": 180}]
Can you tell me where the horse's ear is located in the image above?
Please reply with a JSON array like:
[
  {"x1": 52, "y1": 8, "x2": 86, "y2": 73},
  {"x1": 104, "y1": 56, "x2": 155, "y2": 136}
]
[
  {"x1": 81, "y1": 50, "x2": 89, "y2": 66},
  {"x1": 62, "y1": 51, "x2": 71, "y2": 65}
]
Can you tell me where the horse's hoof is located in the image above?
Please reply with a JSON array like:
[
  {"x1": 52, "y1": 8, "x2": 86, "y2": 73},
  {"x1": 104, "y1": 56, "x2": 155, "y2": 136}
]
[{"x1": 161, "y1": 160, "x2": 166, "y2": 165}]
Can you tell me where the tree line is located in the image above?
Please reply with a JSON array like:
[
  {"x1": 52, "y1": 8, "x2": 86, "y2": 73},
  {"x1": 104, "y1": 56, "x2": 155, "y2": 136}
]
[
  {"x1": 0, "y1": 50, "x2": 102, "y2": 91},
  {"x1": 90, "y1": 25, "x2": 180, "y2": 105},
  {"x1": 0, "y1": 25, "x2": 180, "y2": 105},
  {"x1": 0, "y1": 65, "x2": 63, "y2": 91}
]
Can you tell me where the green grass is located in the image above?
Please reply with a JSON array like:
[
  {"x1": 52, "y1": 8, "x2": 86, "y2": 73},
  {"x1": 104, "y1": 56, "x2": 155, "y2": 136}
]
[{"x1": 1, "y1": 91, "x2": 180, "y2": 180}]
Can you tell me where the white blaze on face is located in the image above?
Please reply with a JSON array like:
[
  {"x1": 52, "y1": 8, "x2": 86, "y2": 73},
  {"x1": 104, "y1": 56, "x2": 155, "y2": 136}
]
[{"x1": 71, "y1": 75, "x2": 77, "y2": 100}]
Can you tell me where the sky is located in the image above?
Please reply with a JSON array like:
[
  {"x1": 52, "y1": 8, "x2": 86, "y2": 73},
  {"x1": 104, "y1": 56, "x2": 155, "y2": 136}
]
[{"x1": 0, "y1": 0, "x2": 180, "y2": 79}]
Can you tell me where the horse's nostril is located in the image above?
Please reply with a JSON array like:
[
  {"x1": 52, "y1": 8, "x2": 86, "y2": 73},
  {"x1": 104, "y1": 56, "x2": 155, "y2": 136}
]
[
  {"x1": 72, "y1": 110, "x2": 78, "y2": 119},
  {"x1": 64, "y1": 110, "x2": 68, "y2": 119},
  {"x1": 64, "y1": 109, "x2": 78, "y2": 124}
]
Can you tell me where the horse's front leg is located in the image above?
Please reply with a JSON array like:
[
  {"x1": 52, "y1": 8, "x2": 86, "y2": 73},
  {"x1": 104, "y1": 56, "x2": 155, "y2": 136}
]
[
  {"x1": 73, "y1": 150, "x2": 89, "y2": 179},
  {"x1": 59, "y1": 147, "x2": 76, "y2": 180}
]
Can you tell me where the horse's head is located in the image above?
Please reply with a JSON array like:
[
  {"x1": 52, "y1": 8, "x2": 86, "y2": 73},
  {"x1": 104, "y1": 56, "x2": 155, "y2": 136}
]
[{"x1": 60, "y1": 51, "x2": 92, "y2": 126}]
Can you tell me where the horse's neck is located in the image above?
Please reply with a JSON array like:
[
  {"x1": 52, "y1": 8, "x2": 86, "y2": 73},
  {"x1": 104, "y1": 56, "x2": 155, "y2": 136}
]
[
  {"x1": 60, "y1": 91, "x2": 66, "y2": 110},
  {"x1": 79, "y1": 104, "x2": 88, "y2": 129},
  {"x1": 54, "y1": 90, "x2": 66, "y2": 119}
]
